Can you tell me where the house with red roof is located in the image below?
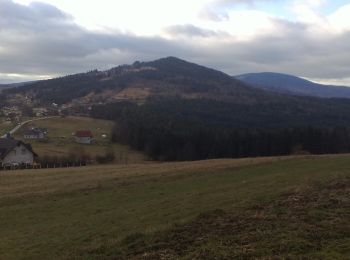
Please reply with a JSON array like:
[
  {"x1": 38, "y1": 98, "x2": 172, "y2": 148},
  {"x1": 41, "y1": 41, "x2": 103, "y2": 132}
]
[{"x1": 74, "y1": 130, "x2": 93, "y2": 144}]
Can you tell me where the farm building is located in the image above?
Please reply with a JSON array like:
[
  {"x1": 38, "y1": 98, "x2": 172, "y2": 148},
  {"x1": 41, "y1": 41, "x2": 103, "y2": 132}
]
[
  {"x1": 74, "y1": 130, "x2": 94, "y2": 144},
  {"x1": 23, "y1": 128, "x2": 46, "y2": 139},
  {"x1": 0, "y1": 138, "x2": 38, "y2": 166}
]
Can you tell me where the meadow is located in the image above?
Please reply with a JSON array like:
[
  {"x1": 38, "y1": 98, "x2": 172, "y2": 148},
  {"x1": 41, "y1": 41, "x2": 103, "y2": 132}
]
[
  {"x1": 0, "y1": 118, "x2": 14, "y2": 136},
  {"x1": 13, "y1": 116, "x2": 145, "y2": 163},
  {"x1": 0, "y1": 155, "x2": 349, "y2": 259}
]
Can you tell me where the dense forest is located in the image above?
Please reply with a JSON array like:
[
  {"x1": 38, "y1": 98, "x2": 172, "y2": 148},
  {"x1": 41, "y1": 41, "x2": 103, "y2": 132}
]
[
  {"x1": 0, "y1": 93, "x2": 6, "y2": 108},
  {"x1": 91, "y1": 98, "x2": 350, "y2": 161},
  {"x1": 3, "y1": 71, "x2": 122, "y2": 104}
]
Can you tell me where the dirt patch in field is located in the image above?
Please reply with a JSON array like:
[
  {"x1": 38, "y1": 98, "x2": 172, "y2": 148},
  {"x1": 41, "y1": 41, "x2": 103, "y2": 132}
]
[
  {"x1": 122, "y1": 177, "x2": 350, "y2": 259},
  {"x1": 114, "y1": 87, "x2": 152, "y2": 100}
]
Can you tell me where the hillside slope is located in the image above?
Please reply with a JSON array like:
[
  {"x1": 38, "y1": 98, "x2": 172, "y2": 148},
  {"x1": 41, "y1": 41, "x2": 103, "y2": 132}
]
[
  {"x1": 1, "y1": 155, "x2": 349, "y2": 259},
  {"x1": 6, "y1": 57, "x2": 350, "y2": 128},
  {"x1": 5, "y1": 57, "x2": 265, "y2": 105},
  {"x1": 236, "y1": 72, "x2": 350, "y2": 98}
]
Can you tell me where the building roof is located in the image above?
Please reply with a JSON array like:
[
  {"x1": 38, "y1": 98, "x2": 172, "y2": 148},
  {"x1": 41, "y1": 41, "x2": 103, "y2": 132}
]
[
  {"x1": 75, "y1": 130, "x2": 93, "y2": 138},
  {"x1": 0, "y1": 138, "x2": 38, "y2": 159},
  {"x1": 36, "y1": 128, "x2": 48, "y2": 132},
  {"x1": 23, "y1": 129, "x2": 44, "y2": 136}
]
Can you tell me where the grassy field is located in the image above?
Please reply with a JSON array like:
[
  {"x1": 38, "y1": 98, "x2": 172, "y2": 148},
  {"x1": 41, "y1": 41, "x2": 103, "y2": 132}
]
[
  {"x1": 0, "y1": 155, "x2": 349, "y2": 259},
  {"x1": 13, "y1": 116, "x2": 145, "y2": 163},
  {"x1": 0, "y1": 118, "x2": 15, "y2": 136}
]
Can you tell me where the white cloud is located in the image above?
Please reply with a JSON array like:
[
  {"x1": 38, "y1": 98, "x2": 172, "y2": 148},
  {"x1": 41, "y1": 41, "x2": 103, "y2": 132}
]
[
  {"x1": 13, "y1": 0, "x2": 212, "y2": 35},
  {"x1": 225, "y1": 10, "x2": 274, "y2": 39},
  {"x1": 328, "y1": 4, "x2": 350, "y2": 32},
  {"x1": 310, "y1": 77, "x2": 350, "y2": 86},
  {"x1": 0, "y1": 73, "x2": 51, "y2": 84},
  {"x1": 291, "y1": 0, "x2": 325, "y2": 24}
]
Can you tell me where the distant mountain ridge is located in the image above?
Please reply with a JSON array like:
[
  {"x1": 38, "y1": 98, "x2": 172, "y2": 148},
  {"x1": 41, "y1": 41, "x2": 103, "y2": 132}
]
[
  {"x1": 0, "y1": 84, "x2": 9, "y2": 89},
  {"x1": 235, "y1": 72, "x2": 350, "y2": 98},
  {"x1": 0, "y1": 81, "x2": 38, "y2": 90}
]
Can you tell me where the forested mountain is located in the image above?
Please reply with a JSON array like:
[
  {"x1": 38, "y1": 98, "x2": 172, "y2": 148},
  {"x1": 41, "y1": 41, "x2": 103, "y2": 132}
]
[
  {"x1": 6, "y1": 57, "x2": 350, "y2": 160},
  {"x1": 3, "y1": 57, "x2": 270, "y2": 105},
  {"x1": 236, "y1": 72, "x2": 350, "y2": 98}
]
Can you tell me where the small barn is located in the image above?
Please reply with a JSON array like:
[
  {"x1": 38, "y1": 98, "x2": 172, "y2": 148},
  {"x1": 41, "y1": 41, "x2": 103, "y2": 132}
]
[
  {"x1": 74, "y1": 130, "x2": 93, "y2": 144},
  {"x1": 0, "y1": 138, "x2": 38, "y2": 166}
]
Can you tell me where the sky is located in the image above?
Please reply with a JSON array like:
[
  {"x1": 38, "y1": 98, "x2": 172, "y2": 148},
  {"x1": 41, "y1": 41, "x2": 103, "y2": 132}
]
[{"x1": 1, "y1": 0, "x2": 350, "y2": 85}]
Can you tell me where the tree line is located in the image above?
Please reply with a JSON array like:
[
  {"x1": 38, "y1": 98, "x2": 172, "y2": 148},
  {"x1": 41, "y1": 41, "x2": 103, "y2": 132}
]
[{"x1": 90, "y1": 98, "x2": 350, "y2": 161}]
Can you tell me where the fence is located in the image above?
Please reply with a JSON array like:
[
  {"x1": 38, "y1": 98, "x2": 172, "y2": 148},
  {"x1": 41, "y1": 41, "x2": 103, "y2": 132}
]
[{"x1": 0, "y1": 161, "x2": 89, "y2": 171}]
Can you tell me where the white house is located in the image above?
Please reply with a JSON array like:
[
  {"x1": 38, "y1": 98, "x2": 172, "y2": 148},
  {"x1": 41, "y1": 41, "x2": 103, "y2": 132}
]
[
  {"x1": 0, "y1": 138, "x2": 37, "y2": 166},
  {"x1": 23, "y1": 129, "x2": 46, "y2": 139},
  {"x1": 74, "y1": 130, "x2": 94, "y2": 144}
]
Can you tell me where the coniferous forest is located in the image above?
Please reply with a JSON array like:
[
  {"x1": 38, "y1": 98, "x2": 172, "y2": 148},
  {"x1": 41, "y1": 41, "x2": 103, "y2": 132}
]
[{"x1": 91, "y1": 98, "x2": 350, "y2": 161}]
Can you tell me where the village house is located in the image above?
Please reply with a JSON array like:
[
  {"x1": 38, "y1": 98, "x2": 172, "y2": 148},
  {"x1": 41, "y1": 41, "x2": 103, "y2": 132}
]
[
  {"x1": 33, "y1": 107, "x2": 48, "y2": 117},
  {"x1": 74, "y1": 130, "x2": 93, "y2": 144},
  {"x1": 0, "y1": 138, "x2": 37, "y2": 166},
  {"x1": 2, "y1": 106, "x2": 22, "y2": 117},
  {"x1": 23, "y1": 128, "x2": 46, "y2": 140}
]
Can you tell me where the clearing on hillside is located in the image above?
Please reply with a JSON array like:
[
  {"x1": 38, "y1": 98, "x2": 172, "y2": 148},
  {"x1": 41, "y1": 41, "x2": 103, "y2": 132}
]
[{"x1": 0, "y1": 155, "x2": 349, "y2": 259}]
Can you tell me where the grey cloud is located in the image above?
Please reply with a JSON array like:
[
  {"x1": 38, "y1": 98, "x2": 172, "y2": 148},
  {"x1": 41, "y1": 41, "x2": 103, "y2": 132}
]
[
  {"x1": 0, "y1": 0, "x2": 193, "y2": 78},
  {"x1": 0, "y1": 0, "x2": 72, "y2": 30},
  {"x1": 188, "y1": 19, "x2": 350, "y2": 82},
  {"x1": 1, "y1": 0, "x2": 350, "y2": 85}
]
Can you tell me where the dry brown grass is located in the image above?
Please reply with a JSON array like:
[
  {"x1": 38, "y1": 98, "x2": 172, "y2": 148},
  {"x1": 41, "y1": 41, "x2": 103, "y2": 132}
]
[
  {"x1": 1, "y1": 154, "x2": 350, "y2": 259},
  {"x1": 114, "y1": 86, "x2": 152, "y2": 100},
  {"x1": 0, "y1": 155, "x2": 322, "y2": 201}
]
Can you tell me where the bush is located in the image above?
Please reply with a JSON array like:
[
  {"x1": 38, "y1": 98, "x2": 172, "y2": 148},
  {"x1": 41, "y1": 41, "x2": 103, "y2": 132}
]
[
  {"x1": 95, "y1": 149, "x2": 115, "y2": 164},
  {"x1": 37, "y1": 153, "x2": 90, "y2": 168}
]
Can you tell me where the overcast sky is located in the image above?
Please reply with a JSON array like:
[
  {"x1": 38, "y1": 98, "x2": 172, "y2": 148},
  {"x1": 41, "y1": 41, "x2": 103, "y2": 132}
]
[{"x1": 1, "y1": 0, "x2": 350, "y2": 85}]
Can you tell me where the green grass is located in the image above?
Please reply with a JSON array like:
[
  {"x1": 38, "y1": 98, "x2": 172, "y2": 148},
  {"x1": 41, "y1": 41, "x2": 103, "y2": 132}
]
[
  {"x1": 13, "y1": 116, "x2": 145, "y2": 163},
  {"x1": 0, "y1": 155, "x2": 349, "y2": 259},
  {"x1": 0, "y1": 118, "x2": 15, "y2": 136}
]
